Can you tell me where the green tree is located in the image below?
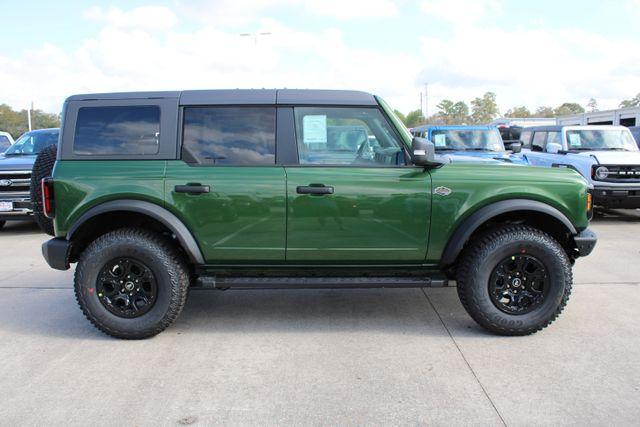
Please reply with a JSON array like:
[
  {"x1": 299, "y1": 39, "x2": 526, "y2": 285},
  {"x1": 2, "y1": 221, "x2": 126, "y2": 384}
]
[
  {"x1": 534, "y1": 106, "x2": 555, "y2": 117},
  {"x1": 554, "y1": 102, "x2": 585, "y2": 117},
  {"x1": 470, "y1": 92, "x2": 499, "y2": 124},
  {"x1": 587, "y1": 98, "x2": 598, "y2": 112},
  {"x1": 0, "y1": 104, "x2": 60, "y2": 139},
  {"x1": 403, "y1": 109, "x2": 426, "y2": 128},
  {"x1": 435, "y1": 99, "x2": 469, "y2": 124},
  {"x1": 505, "y1": 106, "x2": 532, "y2": 118},
  {"x1": 619, "y1": 93, "x2": 640, "y2": 108},
  {"x1": 393, "y1": 109, "x2": 407, "y2": 124}
]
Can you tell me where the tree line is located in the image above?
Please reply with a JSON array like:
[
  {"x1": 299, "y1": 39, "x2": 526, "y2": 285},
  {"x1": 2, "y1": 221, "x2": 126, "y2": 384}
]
[
  {"x1": 395, "y1": 92, "x2": 640, "y2": 128},
  {"x1": 0, "y1": 104, "x2": 60, "y2": 139}
]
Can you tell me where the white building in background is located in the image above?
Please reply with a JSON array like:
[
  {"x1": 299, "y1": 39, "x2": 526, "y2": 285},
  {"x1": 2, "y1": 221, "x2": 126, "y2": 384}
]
[{"x1": 556, "y1": 106, "x2": 640, "y2": 127}]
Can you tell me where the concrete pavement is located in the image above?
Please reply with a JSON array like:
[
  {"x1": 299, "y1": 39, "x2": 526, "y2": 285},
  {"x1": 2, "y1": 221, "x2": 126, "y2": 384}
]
[{"x1": 0, "y1": 210, "x2": 638, "y2": 425}]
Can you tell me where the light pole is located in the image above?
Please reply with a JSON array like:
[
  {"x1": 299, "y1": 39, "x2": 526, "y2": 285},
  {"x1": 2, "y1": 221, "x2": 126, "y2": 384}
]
[{"x1": 239, "y1": 32, "x2": 272, "y2": 45}]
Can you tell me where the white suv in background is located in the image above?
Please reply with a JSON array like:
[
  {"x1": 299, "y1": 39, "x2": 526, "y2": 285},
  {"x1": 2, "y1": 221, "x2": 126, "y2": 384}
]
[{"x1": 0, "y1": 132, "x2": 14, "y2": 152}]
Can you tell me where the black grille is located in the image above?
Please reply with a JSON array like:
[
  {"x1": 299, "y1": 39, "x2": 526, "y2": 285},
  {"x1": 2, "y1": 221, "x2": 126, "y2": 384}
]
[{"x1": 592, "y1": 165, "x2": 640, "y2": 182}]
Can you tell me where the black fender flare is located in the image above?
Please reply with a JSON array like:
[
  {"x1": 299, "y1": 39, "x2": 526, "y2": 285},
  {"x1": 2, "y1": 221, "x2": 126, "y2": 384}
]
[
  {"x1": 441, "y1": 199, "x2": 577, "y2": 267},
  {"x1": 67, "y1": 199, "x2": 205, "y2": 264}
]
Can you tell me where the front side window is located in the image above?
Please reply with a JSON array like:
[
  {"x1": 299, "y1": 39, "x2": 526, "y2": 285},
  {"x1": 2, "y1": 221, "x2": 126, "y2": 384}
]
[
  {"x1": 5, "y1": 130, "x2": 59, "y2": 156},
  {"x1": 294, "y1": 107, "x2": 404, "y2": 166},
  {"x1": 532, "y1": 132, "x2": 547, "y2": 151},
  {"x1": 431, "y1": 129, "x2": 504, "y2": 152},
  {"x1": 74, "y1": 106, "x2": 160, "y2": 155},
  {"x1": 520, "y1": 130, "x2": 532, "y2": 148},
  {"x1": 182, "y1": 107, "x2": 276, "y2": 165},
  {"x1": 565, "y1": 129, "x2": 639, "y2": 152}
]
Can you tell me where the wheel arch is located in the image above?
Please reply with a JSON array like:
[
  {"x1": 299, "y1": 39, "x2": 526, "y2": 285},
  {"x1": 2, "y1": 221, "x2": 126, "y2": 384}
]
[
  {"x1": 67, "y1": 199, "x2": 205, "y2": 264},
  {"x1": 441, "y1": 199, "x2": 578, "y2": 269}
]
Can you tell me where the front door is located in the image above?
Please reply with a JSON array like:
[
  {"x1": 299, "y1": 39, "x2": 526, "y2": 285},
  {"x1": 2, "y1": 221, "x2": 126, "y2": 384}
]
[
  {"x1": 165, "y1": 106, "x2": 286, "y2": 263},
  {"x1": 285, "y1": 106, "x2": 431, "y2": 263}
]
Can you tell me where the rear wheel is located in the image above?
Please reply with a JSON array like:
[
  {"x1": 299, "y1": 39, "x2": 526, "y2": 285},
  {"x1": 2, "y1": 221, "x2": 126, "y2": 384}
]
[
  {"x1": 456, "y1": 225, "x2": 572, "y2": 336},
  {"x1": 0, "y1": 220, "x2": 5, "y2": 230},
  {"x1": 74, "y1": 228, "x2": 190, "y2": 339},
  {"x1": 30, "y1": 144, "x2": 57, "y2": 236}
]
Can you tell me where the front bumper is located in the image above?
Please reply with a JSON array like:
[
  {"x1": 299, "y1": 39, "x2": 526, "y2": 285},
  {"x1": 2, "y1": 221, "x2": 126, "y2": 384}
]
[
  {"x1": 41, "y1": 238, "x2": 71, "y2": 271},
  {"x1": 573, "y1": 228, "x2": 597, "y2": 257},
  {"x1": 592, "y1": 186, "x2": 640, "y2": 209}
]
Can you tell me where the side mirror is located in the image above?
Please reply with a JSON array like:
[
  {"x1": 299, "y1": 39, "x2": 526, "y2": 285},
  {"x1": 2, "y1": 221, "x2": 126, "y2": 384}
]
[
  {"x1": 510, "y1": 142, "x2": 522, "y2": 154},
  {"x1": 546, "y1": 142, "x2": 562, "y2": 154},
  {"x1": 411, "y1": 137, "x2": 440, "y2": 167}
]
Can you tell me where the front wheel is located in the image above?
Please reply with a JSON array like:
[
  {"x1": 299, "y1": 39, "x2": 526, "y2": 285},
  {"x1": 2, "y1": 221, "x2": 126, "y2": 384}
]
[
  {"x1": 456, "y1": 225, "x2": 572, "y2": 336},
  {"x1": 74, "y1": 228, "x2": 190, "y2": 339}
]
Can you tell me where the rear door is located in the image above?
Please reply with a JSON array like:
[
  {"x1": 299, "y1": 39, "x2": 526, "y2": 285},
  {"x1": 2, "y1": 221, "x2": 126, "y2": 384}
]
[
  {"x1": 165, "y1": 106, "x2": 286, "y2": 263},
  {"x1": 284, "y1": 106, "x2": 431, "y2": 263}
]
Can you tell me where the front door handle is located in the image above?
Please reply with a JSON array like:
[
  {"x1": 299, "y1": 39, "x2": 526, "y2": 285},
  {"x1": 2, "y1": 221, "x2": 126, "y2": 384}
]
[
  {"x1": 296, "y1": 185, "x2": 334, "y2": 195},
  {"x1": 174, "y1": 184, "x2": 210, "y2": 195}
]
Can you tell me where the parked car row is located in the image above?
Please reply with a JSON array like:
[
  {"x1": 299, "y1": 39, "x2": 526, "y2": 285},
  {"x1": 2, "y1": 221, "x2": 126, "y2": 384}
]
[{"x1": 410, "y1": 123, "x2": 640, "y2": 210}]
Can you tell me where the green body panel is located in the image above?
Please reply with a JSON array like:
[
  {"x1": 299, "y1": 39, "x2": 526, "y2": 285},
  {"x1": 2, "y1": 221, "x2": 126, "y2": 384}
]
[
  {"x1": 164, "y1": 161, "x2": 286, "y2": 263},
  {"x1": 425, "y1": 163, "x2": 590, "y2": 263},
  {"x1": 285, "y1": 167, "x2": 431, "y2": 262},
  {"x1": 52, "y1": 160, "x2": 167, "y2": 236}
]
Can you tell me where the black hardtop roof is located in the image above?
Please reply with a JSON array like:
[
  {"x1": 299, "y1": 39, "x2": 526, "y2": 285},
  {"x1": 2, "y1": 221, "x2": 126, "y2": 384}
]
[{"x1": 66, "y1": 89, "x2": 377, "y2": 106}]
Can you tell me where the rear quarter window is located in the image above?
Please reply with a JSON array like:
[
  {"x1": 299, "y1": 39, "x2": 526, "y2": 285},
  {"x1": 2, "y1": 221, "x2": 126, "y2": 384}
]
[{"x1": 73, "y1": 106, "x2": 160, "y2": 155}]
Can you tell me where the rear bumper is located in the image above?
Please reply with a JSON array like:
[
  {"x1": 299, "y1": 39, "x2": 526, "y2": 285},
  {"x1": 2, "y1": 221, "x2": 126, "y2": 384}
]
[
  {"x1": 41, "y1": 238, "x2": 71, "y2": 271},
  {"x1": 573, "y1": 228, "x2": 597, "y2": 257},
  {"x1": 592, "y1": 186, "x2": 640, "y2": 209}
]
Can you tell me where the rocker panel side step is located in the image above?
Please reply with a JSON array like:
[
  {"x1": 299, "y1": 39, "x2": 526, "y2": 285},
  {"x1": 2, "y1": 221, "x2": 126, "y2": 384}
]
[{"x1": 194, "y1": 276, "x2": 449, "y2": 289}]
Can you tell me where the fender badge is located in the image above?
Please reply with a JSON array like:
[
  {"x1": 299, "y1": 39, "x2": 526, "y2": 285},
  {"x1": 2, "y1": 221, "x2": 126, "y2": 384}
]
[{"x1": 434, "y1": 186, "x2": 452, "y2": 196}]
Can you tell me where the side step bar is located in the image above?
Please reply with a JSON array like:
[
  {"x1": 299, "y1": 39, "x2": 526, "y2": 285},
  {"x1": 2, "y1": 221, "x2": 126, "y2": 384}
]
[{"x1": 194, "y1": 276, "x2": 449, "y2": 290}]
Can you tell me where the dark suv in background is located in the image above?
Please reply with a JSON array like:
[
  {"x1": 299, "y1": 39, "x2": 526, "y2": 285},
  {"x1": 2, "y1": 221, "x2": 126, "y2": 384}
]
[{"x1": 0, "y1": 128, "x2": 59, "y2": 230}]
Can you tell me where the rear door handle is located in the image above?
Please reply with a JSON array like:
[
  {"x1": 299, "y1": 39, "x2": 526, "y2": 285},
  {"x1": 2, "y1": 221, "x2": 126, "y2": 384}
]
[
  {"x1": 174, "y1": 184, "x2": 210, "y2": 194},
  {"x1": 296, "y1": 185, "x2": 334, "y2": 195}
]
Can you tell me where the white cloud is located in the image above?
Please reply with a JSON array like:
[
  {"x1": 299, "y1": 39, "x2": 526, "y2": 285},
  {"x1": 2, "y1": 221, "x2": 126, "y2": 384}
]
[
  {"x1": 83, "y1": 5, "x2": 177, "y2": 30},
  {"x1": 418, "y1": 24, "x2": 640, "y2": 113},
  {"x1": 420, "y1": 0, "x2": 502, "y2": 24},
  {"x1": 0, "y1": 10, "x2": 418, "y2": 113},
  {"x1": 305, "y1": 0, "x2": 398, "y2": 19}
]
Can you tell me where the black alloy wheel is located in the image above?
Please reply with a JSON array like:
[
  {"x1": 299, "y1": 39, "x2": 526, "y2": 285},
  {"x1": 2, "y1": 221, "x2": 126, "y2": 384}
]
[{"x1": 96, "y1": 257, "x2": 158, "y2": 318}]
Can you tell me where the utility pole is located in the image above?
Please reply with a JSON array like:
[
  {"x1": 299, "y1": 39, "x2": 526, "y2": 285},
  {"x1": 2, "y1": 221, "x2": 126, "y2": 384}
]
[
  {"x1": 27, "y1": 101, "x2": 33, "y2": 131},
  {"x1": 240, "y1": 32, "x2": 272, "y2": 45},
  {"x1": 424, "y1": 83, "x2": 429, "y2": 118}
]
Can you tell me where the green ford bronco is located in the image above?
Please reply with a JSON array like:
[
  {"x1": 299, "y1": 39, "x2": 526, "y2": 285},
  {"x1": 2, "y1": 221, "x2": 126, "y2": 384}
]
[{"x1": 40, "y1": 89, "x2": 597, "y2": 339}]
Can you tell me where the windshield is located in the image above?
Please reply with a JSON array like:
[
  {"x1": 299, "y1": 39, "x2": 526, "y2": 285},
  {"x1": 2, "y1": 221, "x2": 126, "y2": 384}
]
[
  {"x1": 565, "y1": 129, "x2": 638, "y2": 152},
  {"x1": 5, "y1": 130, "x2": 59, "y2": 156},
  {"x1": 431, "y1": 129, "x2": 504, "y2": 151}
]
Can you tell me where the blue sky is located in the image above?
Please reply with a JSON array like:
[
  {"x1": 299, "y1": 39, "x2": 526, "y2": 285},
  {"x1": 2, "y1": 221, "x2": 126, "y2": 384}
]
[{"x1": 1, "y1": 0, "x2": 639, "y2": 114}]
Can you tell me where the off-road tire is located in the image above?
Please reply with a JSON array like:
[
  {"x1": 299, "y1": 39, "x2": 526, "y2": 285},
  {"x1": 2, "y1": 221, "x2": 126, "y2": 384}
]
[
  {"x1": 456, "y1": 225, "x2": 572, "y2": 336},
  {"x1": 30, "y1": 144, "x2": 57, "y2": 236},
  {"x1": 74, "y1": 228, "x2": 190, "y2": 339}
]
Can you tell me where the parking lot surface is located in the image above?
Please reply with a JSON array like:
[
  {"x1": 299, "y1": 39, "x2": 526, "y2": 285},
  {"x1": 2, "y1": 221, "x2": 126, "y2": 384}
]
[{"x1": 0, "y1": 210, "x2": 639, "y2": 425}]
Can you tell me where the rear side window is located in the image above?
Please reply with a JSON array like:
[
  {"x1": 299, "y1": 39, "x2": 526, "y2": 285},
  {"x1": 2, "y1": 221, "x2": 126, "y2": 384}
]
[
  {"x1": 182, "y1": 107, "x2": 276, "y2": 165},
  {"x1": 74, "y1": 106, "x2": 160, "y2": 155}
]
